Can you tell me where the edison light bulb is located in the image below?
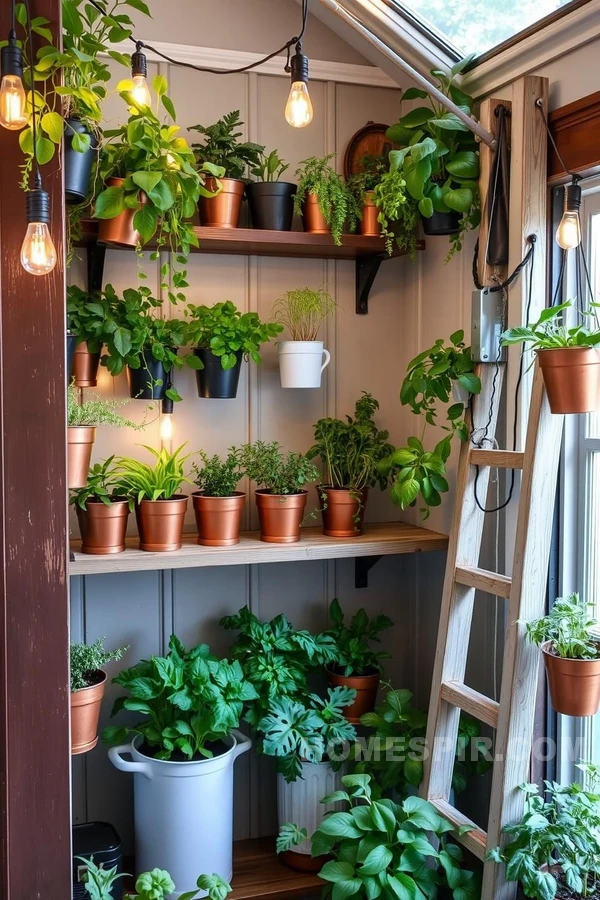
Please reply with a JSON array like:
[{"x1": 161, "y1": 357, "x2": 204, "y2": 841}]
[
  {"x1": 0, "y1": 73, "x2": 27, "y2": 130},
  {"x1": 285, "y1": 81, "x2": 313, "y2": 128},
  {"x1": 21, "y1": 222, "x2": 57, "y2": 276},
  {"x1": 556, "y1": 211, "x2": 581, "y2": 250},
  {"x1": 131, "y1": 73, "x2": 152, "y2": 107},
  {"x1": 159, "y1": 413, "x2": 174, "y2": 450}
]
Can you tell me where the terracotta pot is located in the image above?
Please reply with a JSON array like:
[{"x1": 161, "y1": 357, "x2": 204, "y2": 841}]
[
  {"x1": 72, "y1": 341, "x2": 101, "y2": 388},
  {"x1": 135, "y1": 496, "x2": 188, "y2": 552},
  {"x1": 192, "y1": 492, "x2": 246, "y2": 546},
  {"x1": 327, "y1": 668, "x2": 380, "y2": 723},
  {"x1": 542, "y1": 641, "x2": 600, "y2": 717},
  {"x1": 75, "y1": 499, "x2": 130, "y2": 555},
  {"x1": 537, "y1": 348, "x2": 600, "y2": 414},
  {"x1": 360, "y1": 191, "x2": 381, "y2": 236},
  {"x1": 320, "y1": 486, "x2": 368, "y2": 537},
  {"x1": 255, "y1": 490, "x2": 307, "y2": 543},
  {"x1": 302, "y1": 192, "x2": 330, "y2": 234},
  {"x1": 97, "y1": 176, "x2": 148, "y2": 247},
  {"x1": 71, "y1": 671, "x2": 106, "y2": 755},
  {"x1": 198, "y1": 177, "x2": 245, "y2": 228},
  {"x1": 67, "y1": 426, "x2": 96, "y2": 489}
]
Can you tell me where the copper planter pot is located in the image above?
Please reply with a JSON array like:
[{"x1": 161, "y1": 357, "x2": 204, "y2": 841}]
[
  {"x1": 198, "y1": 177, "x2": 245, "y2": 228},
  {"x1": 537, "y1": 348, "x2": 600, "y2": 414},
  {"x1": 71, "y1": 671, "x2": 106, "y2": 755},
  {"x1": 255, "y1": 490, "x2": 307, "y2": 543},
  {"x1": 360, "y1": 191, "x2": 381, "y2": 236},
  {"x1": 327, "y1": 668, "x2": 380, "y2": 723},
  {"x1": 67, "y1": 426, "x2": 96, "y2": 489},
  {"x1": 135, "y1": 496, "x2": 188, "y2": 552},
  {"x1": 97, "y1": 176, "x2": 147, "y2": 247},
  {"x1": 192, "y1": 492, "x2": 246, "y2": 546},
  {"x1": 76, "y1": 499, "x2": 130, "y2": 555},
  {"x1": 302, "y1": 192, "x2": 330, "y2": 235},
  {"x1": 320, "y1": 487, "x2": 368, "y2": 537},
  {"x1": 542, "y1": 642, "x2": 600, "y2": 717},
  {"x1": 72, "y1": 341, "x2": 101, "y2": 388}
]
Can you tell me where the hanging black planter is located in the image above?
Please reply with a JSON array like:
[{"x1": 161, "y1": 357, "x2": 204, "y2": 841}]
[
  {"x1": 194, "y1": 349, "x2": 243, "y2": 399},
  {"x1": 67, "y1": 333, "x2": 77, "y2": 379},
  {"x1": 64, "y1": 118, "x2": 99, "y2": 205},
  {"x1": 421, "y1": 210, "x2": 461, "y2": 236},
  {"x1": 127, "y1": 351, "x2": 174, "y2": 400},
  {"x1": 246, "y1": 182, "x2": 297, "y2": 231}
]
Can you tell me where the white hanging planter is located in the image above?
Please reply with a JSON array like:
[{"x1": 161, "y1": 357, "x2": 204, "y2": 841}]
[
  {"x1": 277, "y1": 341, "x2": 331, "y2": 389},
  {"x1": 277, "y1": 761, "x2": 342, "y2": 861},
  {"x1": 108, "y1": 731, "x2": 251, "y2": 899},
  {"x1": 451, "y1": 379, "x2": 471, "y2": 406}
]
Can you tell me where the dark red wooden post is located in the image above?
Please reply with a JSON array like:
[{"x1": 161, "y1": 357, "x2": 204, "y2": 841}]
[{"x1": 0, "y1": 0, "x2": 71, "y2": 896}]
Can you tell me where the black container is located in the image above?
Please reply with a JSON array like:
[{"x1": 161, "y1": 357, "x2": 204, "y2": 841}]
[
  {"x1": 421, "y1": 209, "x2": 460, "y2": 236},
  {"x1": 65, "y1": 117, "x2": 99, "y2": 205},
  {"x1": 73, "y1": 821, "x2": 123, "y2": 900},
  {"x1": 127, "y1": 350, "x2": 174, "y2": 400},
  {"x1": 246, "y1": 182, "x2": 297, "y2": 231},
  {"x1": 194, "y1": 348, "x2": 243, "y2": 399},
  {"x1": 67, "y1": 333, "x2": 77, "y2": 379}
]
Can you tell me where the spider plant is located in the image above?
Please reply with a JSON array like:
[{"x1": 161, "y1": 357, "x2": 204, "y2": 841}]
[{"x1": 114, "y1": 445, "x2": 193, "y2": 504}]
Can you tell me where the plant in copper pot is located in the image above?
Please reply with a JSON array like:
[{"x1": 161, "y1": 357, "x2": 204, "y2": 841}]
[
  {"x1": 239, "y1": 441, "x2": 319, "y2": 543},
  {"x1": 70, "y1": 637, "x2": 127, "y2": 756},
  {"x1": 247, "y1": 149, "x2": 296, "y2": 231},
  {"x1": 308, "y1": 392, "x2": 393, "y2": 537},
  {"x1": 294, "y1": 154, "x2": 360, "y2": 246},
  {"x1": 347, "y1": 153, "x2": 388, "y2": 237},
  {"x1": 114, "y1": 445, "x2": 193, "y2": 552},
  {"x1": 71, "y1": 457, "x2": 131, "y2": 555},
  {"x1": 525, "y1": 593, "x2": 600, "y2": 718},
  {"x1": 67, "y1": 384, "x2": 137, "y2": 490},
  {"x1": 191, "y1": 448, "x2": 245, "y2": 546},
  {"x1": 67, "y1": 285, "x2": 115, "y2": 387}
]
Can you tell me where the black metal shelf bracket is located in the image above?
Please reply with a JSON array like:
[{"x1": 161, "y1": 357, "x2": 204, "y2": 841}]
[
  {"x1": 356, "y1": 254, "x2": 385, "y2": 314},
  {"x1": 354, "y1": 554, "x2": 383, "y2": 588},
  {"x1": 87, "y1": 240, "x2": 107, "y2": 295}
]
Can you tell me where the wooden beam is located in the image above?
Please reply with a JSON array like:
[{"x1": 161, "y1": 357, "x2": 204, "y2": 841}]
[
  {"x1": 548, "y1": 90, "x2": 600, "y2": 183},
  {"x1": 0, "y1": 1, "x2": 70, "y2": 897},
  {"x1": 477, "y1": 97, "x2": 511, "y2": 288},
  {"x1": 454, "y1": 566, "x2": 512, "y2": 598},
  {"x1": 440, "y1": 681, "x2": 500, "y2": 729}
]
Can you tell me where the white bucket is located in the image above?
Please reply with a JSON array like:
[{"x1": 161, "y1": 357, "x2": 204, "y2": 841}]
[
  {"x1": 277, "y1": 341, "x2": 331, "y2": 389},
  {"x1": 277, "y1": 761, "x2": 342, "y2": 855},
  {"x1": 108, "y1": 730, "x2": 251, "y2": 899}
]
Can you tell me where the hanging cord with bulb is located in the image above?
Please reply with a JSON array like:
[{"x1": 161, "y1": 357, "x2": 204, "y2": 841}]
[{"x1": 24, "y1": 0, "x2": 41, "y2": 196}]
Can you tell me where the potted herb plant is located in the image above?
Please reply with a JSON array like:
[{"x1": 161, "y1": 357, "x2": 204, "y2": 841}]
[
  {"x1": 71, "y1": 457, "x2": 131, "y2": 555},
  {"x1": 371, "y1": 162, "x2": 420, "y2": 256},
  {"x1": 104, "y1": 635, "x2": 257, "y2": 896},
  {"x1": 190, "y1": 110, "x2": 264, "y2": 228},
  {"x1": 501, "y1": 301, "x2": 600, "y2": 414},
  {"x1": 78, "y1": 855, "x2": 127, "y2": 900},
  {"x1": 348, "y1": 153, "x2": 389, "y2": 237},
  {"x1": 386, "y1": 57, "x2": 480, "y2": 258},
  {"x1": 70, "y1": 637, "x2": 127, "y2": 755},
  {"x1": 294, "y1": 154, "x2": 361, "y2": 246},
  {"x1": 308, "y1": 392, "x2": 393, "y2": 536},
  {"x1": 67, "y1": 285, "x2": 114, "y2": 387},
  {"x1": 191, "y1": 448, "x2": 245, "y2": 546},
  {"x1": 184, "y1": 301, "x2": 283, "y2": 399},
  {"x1": 246, "y1": 149, "x2": 296, "y2": 231},
  {"x1": 324, "y1": 598, "x2": 392, "y2": 721},
  {"x1": 67, "y1": 383, "x2": 137, "y2": 489},
  {"x1": 272, "y1": 287, "x2": 335, "y2": 389},
  {"x1": 239, "y1": 441, "x2": 319, "y2": 543},
  {"x1": 114, "y1": 445, "x2": 192, "y2": 552},
  {"x1": 525, "y1": 593, "x2": 600, "y2": 717}
]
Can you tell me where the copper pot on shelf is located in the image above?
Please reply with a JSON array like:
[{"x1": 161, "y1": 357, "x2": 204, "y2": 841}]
[
  {"x1": 192, "y1": 492, "x2": 246, "y2": 546},
  {"x1": 75, "y1": 499, "x2": 130, "y2": 555},
  {"x1": 96, "y1": 176, "x2": 148, "y2": 248},
  {"x1": 536, "y1": 348, "x2": 600, "y2": 414},
  {"x1": 67, "y1": 426, "x2": 96, "y2": 489},
  {"x1": 302, "y1": 192, "x2": 330, "y2": 235},
  {"x1": 255, "y1": 490, "x2": 307, "y2": 543},
  {"x1": 198, "y1": 177, "x2": 245, "y2": 228},
  {"x1": 71, "y1": 671, "x2": 107, "y2": 754},
  {"x1": 72, "y1": 341, "x2": 101, "y2": 388},
  {"x1": 327, "y1": 668, "x2": 380, "y2": 723},
  {"x1": 135, "y1": 496, "x2": 188, "y2": 552},
  {"x1": 360, "y1": 191, "x2": 381, "y2": 236},
  {"x1": 542, "y1": 642, "x2": 600, "y2": 717},
  {"x1": 319, "y1": 486, "x2": 368, "y2": 537}
]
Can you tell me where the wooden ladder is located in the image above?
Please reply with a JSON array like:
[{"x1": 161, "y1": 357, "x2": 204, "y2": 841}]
[{"x1": 420, "y1": 363, "x2": 564, "y2": 900}]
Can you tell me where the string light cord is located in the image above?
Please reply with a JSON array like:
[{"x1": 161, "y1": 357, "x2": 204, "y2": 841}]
[{"x1": 24, "y1": 0, "x2": 41, "y2": 190}]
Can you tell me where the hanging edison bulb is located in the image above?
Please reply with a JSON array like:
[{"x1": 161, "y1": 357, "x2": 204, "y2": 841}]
[
  {"x1": 556, "y1": 179, "x2": 582, "y2": 251},
  {"x1": 0, "y1": 37, "x2": 28, "y2": 130},
  {"x1": 285, "y1": 44, "x2": 313, "y2": 129},
  {"x1": 21, "y1": 189, "x2": 57, "y2": 276},
  {"x1": 131, "y1": 44, "x2": 152, "y2": 107}
]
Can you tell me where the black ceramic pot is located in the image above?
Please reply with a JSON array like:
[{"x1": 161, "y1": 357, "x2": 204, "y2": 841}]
[
  {"x1": 194, "y1": 349, "x2": 243, "y2": 399},
  {"x1": 67, "y1": 333, "x2": 77, "y2": 379},
  {"x1": 246, "y1": 182, "x2": 296, "y2": 231},
  {"x1": 64, "y1": 118, "x2": 99, "y2": 205},
  {"x1": 421, "y1": 210, "x2": 460, "y2": 236},
  {"x1": 127, "y1": 351, "x2": 175, "y2": 400}
]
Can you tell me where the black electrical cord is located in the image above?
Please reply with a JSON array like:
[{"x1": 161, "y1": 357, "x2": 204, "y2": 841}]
[
  {"x1": 472, "y1": 236, "x2": 536, "y2": 293},
  {"x1": 23, "y1": 0, "x2": 41, "y2": 191}
]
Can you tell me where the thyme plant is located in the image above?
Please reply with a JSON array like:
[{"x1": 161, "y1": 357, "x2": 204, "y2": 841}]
[
  {"x1": 192, "y1": 449, "x2": 244, "y2": 497},
  {"x1": 239, "y1": 441, "x2": 319, "y2": 495},
  {"x1": 70, "y1": 638, "x2": 127, "y2": 692}
]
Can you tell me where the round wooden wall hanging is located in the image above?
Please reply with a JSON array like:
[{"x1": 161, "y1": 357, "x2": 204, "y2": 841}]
[{"x1": 343, "y1": 122, "x2": 394, "y2": 177}]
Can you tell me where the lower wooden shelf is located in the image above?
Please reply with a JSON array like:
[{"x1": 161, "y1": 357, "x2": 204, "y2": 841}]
[
  {"x1": 69, "y1": 522, "x2": 448, "y2": 576},
  {"x1": 229, "y1": 838, "x2": 322, "y2": 900}
]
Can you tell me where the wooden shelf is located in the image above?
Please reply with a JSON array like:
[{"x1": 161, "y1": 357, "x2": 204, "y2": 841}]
[
  {"x1": 69, "y1": 522, "x2": 448, "y2": 576},
  {"x1": 230, "y1": 838, "x2": 321, "y2": 900}
]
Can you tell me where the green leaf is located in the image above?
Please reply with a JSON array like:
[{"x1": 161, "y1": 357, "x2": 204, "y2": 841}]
[
  {"x1": 332, "y1": 880, "x2": 362, "y2": 900},
  {"x1": 319, "y1": 861, "x2": 356, "y2": 883},
  {"x1": 36, "y1": 137, "x2": 55, "y2": 165},
  {"x1": 125, "y1": 0, "x2": 151, "y2": 13},
  {"x1": 442, "y1": 188, "x2": 473, "y2": 213},
  {"x1": 418, "y1": 197, "x2": 433, "y2": 218},
  {"x1": 318, "y1": 813, "x2": 364, "y2": 839},
  {"x1": 429, "y1": 113, "x2": 469, "y2": 132},
  {"x1": 152, "y1": 74, "x2": 168, "y2": 97},
  {"x1": 71, "y1": 131, "x2": 91, "y2": 153},
  {"x1": 132, "y1": 171, "x2": 162, "y2": 194},
  {"x1": 162, "y1": 94, "x2": 177, "y2": 120},
  {"x1": 41, "y1": 111, "x2": 64, "y2": 144},
  {"x1": 63, "y1": 0, "x2": 83, "y2": 35},
  {"x1": 399, "y1": 107, "x2": 435, "y2": 128},
  {"x1": 400, "y1": 87, "x2": 429, "y2": 101},
  {"x1": 446, "y1": 150, "x2": 479, "y2": 179},
  {"x1": 133, "y1": 204, "x2": 159, "y2": 244},
  {"x1": 94, "y1": 185, "x2": 126, "y2": 219},
  {"x1": 457, "y1": 373, "x2": 481, "y2": 394},
  {"x1": 359, "y1": 845, "x2": 393, "y2": 875}
]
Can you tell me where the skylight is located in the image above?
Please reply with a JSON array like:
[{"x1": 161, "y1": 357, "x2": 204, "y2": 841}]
[{"x1": 395, "y1": 0, "x2": 577, "y2": 56}]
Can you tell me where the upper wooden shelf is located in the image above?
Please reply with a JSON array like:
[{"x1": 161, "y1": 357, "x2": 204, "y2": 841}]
[{"x1": 69, "y1": 522, "x2": 448, "y2": 577}]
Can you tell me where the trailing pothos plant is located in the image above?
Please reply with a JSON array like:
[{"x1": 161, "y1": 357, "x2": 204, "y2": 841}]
[
  {"x1": 277, "y1": 773, "x2": 480, "y2": 900},
  {"x1": 386, "y1": 55, "x2": 480, "y2": 260},
  {"x1": 381, "y1": 330, "x2": 481, "y2": 519},
  {"x1": 184, "y1": 301, "x2": 283, "y2": 371},
  {"x1": 325, "y1": 598, "x2": 392, "y2": 676},
  {"x1": 294, "y1": 154, "x2": 361, "y2": 246},
  {"x1": 103, "y1": 634, "x2": 258, "y2": 760}
]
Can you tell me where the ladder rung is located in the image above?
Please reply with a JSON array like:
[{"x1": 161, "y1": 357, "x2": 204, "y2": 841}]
[
  {"x1": 441, "y1": 681, "x2": 499, "y2": 729},
  {"x1": 455, "y1": 565, "x2": 512, "y2": 598},
  {"x1": 470, "y1": 448, "x2": 524, "y2": 469},
  {"x1": 429, "y1": 798, "x2": 487, "y2": 861}
]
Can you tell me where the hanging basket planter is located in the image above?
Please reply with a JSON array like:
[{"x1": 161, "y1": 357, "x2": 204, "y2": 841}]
[
  {"x1": 75, "y1": 499, "x2": 130, "y2": 555},
  {"x1": 64, "y1": 118, "x2": 99, "y2": 205},
  {"x1": 67, "y1": 426, "x2": 96, "y2": 489},
  {"x1": 536, "y1": 348, "x2": 600, "y2": 414},
  {"x1": 127, "y1": 352, "x2": 174, "y2": 401},
  {"x1": 255, "y1": 490, "x2": 307, "y2": 543},
  {"x1": 246, "y1": 182, "x2": 296, "y2": 231},
  {"x1": 194, "y1": 349, "x2": 243, "y2": 399},
  {"x1": 542, "y1": 642, "x2": 600, "y2": 717},
  {"x1": 71, "y1": 671, "x2": 107, "y2": 755},
  {"x1": 421, "y1": 210, "x2": 460, "y2": 236},
  {"x1": 277, "y1": 341, "x2": 331, "y2": 389},
  {"x1": 326, "y1": 668, "x2": 380, "y2": 722},
  {"x1": 319, "y1": 486, "x2": 368, "y2": 537},
  {"x1": 198, "y1": 177, "x2": 245, "y2": 228},
  {"x1": 72, "y1": 341, "x2": 101, "y2": 388},
  {"x1": 192, "y1": 492, "x2": 246, "y2": 546}
]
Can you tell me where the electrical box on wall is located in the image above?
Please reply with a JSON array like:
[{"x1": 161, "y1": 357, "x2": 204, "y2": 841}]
[{"x1": 471, "y1": 288, "x2": 507, "y2": 363}]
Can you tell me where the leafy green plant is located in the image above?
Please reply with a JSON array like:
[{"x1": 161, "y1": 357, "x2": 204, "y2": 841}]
[
  {"x1": 192, "y1": 449, "x2": 244, "y2": 497},
  {"x1": 70, "y1": 637, "x2": 127, "y2": 692},
  {"x1": 326, "y1": 598, "x2": 392, "y2": 676},
  {"x1": 239, "y1": 441, "x2": 319, "y2": 495},
  {"x1": 525, "y1": 593, "x2": 600, "y2": 660},
  {"x1": 272, "y1": 287, "x2": 336, "y2": 342},
  {"x1": 67, "y1": 383, "x2": 137, "y2": 429},
  {"x1": 103, "y1": 634, "x2": 258, "y2": 760},
  {"x1": 184, "y1": 301, "x2": 283, "y2": 371},
  {"x1": 125, "y1": 868, "x2": 175, "y2": 900},
  {"x1": 501, "y1": 301, "x2": 600, "y2": 351},
  {"x1": 294, "y1": 154, "x2": 361, "y2": 246},
  {"x1": 114, "y1": 445, "x2": 192, "y2": 503},
  {"x1": 79, "y1": 855, "x2": 127, "y2": 900},
  {"x1": 386, "y1": 56, "x2": 480, "y2": 260},
  {"x1": 371, "y1": 167, "x2": 420, "y2": 257},
  {"x1": 347, "y1": 153, "x2": 388, "y2": 205},
  {"x1": 67, "y1": 285, "x2": 114, "y2": 351},
  {"x1": 277, "y1": 772, "x2": 480, "y2": 900},
  {"x1": 70, "y1": 456, "x2": 125, "y2": 510},
  {"x1": 381, "y1": 330, "x2": 481, "y2": 519},
  {"x1": 250, "y1": 149, "x2": 289, "y2": 182},
  {"x1": 190, "y1": 110, "x2": 263, "y2": 179},
  {"x1": 179, "y1": 873, "x2": 232, "y2": 900}
]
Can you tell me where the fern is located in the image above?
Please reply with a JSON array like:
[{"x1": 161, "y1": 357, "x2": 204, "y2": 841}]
[{"x1": 294, "y1": 154, "x2": 360, "y2": 246}]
